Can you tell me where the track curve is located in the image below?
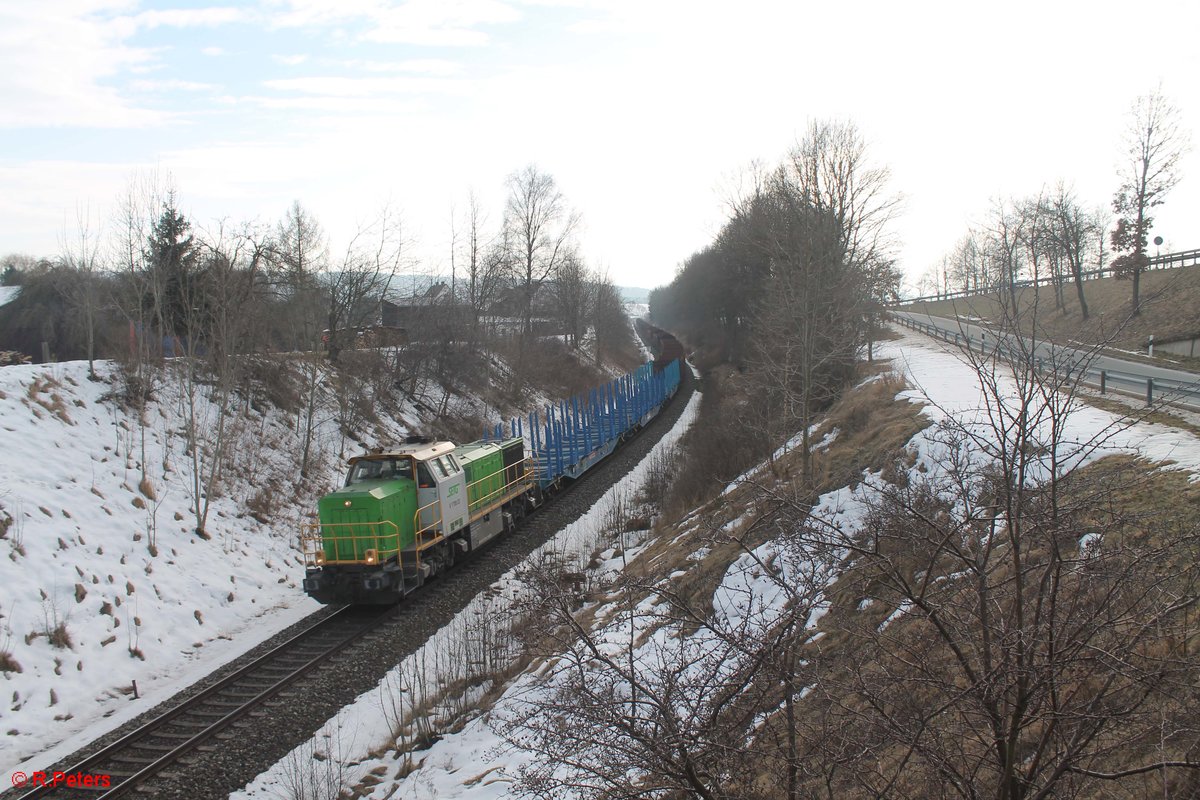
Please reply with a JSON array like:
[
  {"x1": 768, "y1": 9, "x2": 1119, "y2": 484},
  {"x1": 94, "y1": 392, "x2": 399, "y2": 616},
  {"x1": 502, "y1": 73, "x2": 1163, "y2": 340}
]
[{"x1": 4, "y1": 354, "x2": 695, "y2": 800}]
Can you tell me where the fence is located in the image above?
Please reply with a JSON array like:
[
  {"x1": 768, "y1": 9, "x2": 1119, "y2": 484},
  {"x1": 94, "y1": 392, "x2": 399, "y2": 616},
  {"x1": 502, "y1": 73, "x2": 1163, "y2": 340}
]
[
  {"x1": 896, "y1": 248, "x2": 1200, "y2": 307},
  {"x1": 891, "y1": 313, "x2": 1200, "y2": 411}
]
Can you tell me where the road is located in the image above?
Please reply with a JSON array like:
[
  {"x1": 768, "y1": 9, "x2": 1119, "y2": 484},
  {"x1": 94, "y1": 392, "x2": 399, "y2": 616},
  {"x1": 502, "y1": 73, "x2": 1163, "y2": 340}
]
[{"x1": 891, "y1": 310, "x2": 1200, "y2": 410}]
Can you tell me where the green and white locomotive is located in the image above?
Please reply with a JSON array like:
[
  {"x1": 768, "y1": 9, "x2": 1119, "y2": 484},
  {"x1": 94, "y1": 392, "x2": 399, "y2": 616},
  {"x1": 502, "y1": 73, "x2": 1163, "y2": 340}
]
[{"x1": 301, "y1": 436, "x2": 533, "y2": 604}]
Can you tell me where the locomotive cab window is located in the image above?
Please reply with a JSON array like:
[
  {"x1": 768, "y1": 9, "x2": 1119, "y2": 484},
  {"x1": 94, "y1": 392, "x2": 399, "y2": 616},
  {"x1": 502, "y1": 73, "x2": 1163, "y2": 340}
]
[
  {"x1": 345, "y1": 457, "x2": 413, "y2": 486},
  {"x1": 417, "y1": 461, "x2": 435, "y2": 488}
]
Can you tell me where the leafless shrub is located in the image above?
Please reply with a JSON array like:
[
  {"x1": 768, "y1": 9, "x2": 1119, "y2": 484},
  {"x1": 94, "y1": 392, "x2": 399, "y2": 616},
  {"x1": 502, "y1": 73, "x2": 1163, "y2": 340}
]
[
  {"x1": 0, "y1": 604, "x2": 21, "y2": 674},
  {"x1": 276, "y1": 714, "x2": 356, "y2": 800}
]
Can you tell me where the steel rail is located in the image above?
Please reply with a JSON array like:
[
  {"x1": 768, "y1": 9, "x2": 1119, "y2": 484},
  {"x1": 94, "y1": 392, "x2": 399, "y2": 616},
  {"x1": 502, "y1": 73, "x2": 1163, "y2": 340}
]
[{"x1": 15, "y1": 604, "x2": 390, "y2": 799}]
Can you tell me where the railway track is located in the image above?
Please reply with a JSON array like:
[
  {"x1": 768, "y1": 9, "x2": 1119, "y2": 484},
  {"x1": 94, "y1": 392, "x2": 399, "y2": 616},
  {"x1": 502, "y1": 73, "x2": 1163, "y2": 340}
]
[
  {"x1": 9, "y1": 353, "x2": 695, "y2": 800},
  {"x1": 14, "y1": 605, "x2": 392, "y2": 799}
]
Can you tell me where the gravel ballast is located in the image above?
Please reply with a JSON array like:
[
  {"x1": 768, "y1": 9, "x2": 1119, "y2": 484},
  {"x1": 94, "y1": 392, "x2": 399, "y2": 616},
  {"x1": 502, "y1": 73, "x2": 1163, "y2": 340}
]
[{"x1": 4, "y1": 363, "x2": 695, "y2": 800}]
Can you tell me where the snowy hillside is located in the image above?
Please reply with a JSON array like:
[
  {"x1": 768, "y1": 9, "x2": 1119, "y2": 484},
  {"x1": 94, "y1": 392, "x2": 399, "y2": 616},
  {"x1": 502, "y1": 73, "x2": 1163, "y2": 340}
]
[
  {"x1": 232, "y1": 329, "x2": 1200, "y2": 799},
  {"x1": 0, "y1": 330, "x2": 643, "y2": 779},
  {"x1": 0, "y1": 356, "x2": 418, "y2": 775}
]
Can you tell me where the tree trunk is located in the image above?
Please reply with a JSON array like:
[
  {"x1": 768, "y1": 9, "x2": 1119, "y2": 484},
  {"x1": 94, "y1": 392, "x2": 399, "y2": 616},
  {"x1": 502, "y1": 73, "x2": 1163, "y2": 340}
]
[
  {"x1": 1131, "y1": 267, "x2": 1141, "y2": 317},
  {"x1": 1073, "y1": 269, "x2": 1089, "y2": 321}
]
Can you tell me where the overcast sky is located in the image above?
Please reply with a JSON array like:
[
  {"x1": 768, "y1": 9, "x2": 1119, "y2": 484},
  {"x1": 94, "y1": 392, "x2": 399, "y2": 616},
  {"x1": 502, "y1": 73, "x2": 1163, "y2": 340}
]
[{"x1": 2, "y1": 0, "x2": 1198, "y2": 291}]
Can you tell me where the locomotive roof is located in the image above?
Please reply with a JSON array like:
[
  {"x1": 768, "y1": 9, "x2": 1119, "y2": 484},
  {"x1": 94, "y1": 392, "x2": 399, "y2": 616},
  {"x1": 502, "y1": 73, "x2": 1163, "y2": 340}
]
[{"x1": 347, "y1": 440, "x2": 456, "y2": 464}]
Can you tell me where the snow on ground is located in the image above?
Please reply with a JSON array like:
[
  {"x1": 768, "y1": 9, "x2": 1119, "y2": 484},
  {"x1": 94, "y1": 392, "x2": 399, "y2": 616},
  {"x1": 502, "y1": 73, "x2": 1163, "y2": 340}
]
[
  {"x1": 0, "y1": 360, "x2": 341, "y2": 774},
  {"x1": 233, "y1": 387, "x2": 703, "y2": 800},
  {"x1": 238, "y1": 325, "x2": 1200, "y2": 800},
  {"x1": 883, "y1": 327, "x2": 1200, "y2": 479}
]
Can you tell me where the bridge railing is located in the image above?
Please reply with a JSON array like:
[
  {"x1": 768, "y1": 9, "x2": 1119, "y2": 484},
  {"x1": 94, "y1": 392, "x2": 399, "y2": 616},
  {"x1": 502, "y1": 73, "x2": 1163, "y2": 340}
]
[{"x1": 895, "y1": 248, "x2": 1200, "y2": 307}]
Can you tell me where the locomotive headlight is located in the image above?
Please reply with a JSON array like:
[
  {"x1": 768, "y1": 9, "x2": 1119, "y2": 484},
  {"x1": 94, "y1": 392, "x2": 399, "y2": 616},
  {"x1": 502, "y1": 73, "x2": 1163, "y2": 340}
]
[
  {"x1": 343, "y1": 500, "x2": 352, "y2": 507},
  {"x1": 364, "y1": 549, "x2": 377, "y2": 565},
  {"x1": 315, "y1": 552, "x2": 325, "y2": 566}
]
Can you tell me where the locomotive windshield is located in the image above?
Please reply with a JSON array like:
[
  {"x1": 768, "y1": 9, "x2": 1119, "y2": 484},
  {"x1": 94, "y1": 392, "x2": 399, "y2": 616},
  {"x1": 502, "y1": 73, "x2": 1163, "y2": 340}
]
[{"x1": 345, "y1": 457, "x2": 413, "y2": 486}]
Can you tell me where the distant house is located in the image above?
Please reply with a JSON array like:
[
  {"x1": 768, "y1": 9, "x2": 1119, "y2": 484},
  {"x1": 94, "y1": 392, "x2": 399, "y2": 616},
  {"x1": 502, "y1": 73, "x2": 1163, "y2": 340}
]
[
  {"x1": 380, "y1": 282, "x2": 471, "y2": 342},
  {"x1": 486, "y1": 282, "x2": 563, "y2": 336}
]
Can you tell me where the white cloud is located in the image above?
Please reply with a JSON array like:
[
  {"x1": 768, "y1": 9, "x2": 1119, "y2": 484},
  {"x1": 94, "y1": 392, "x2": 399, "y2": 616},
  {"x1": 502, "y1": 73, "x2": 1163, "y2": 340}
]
[
  {"x1": 349, "y1": 58, "x2": 463, "y2": 76},
  {"x1": 129, "y1": 79, "x2": 218, "y2": 92},
  {"x1": 0, "y1": 1, "x2": 164, "y2": 128},
  {"x1": 267, "y1": 0, "x2": 520, "y2": 46},
  {"x1": 243, "y1": 94, "x2": 428, "y2": 114},
  {"x1": 130, "y1": 7, "x2": 244, "y2": 29},
  {"x1": 201, "y1": 45, "x2": 226, "y2": 56},
  {"x1": 362, "y1": 0, "x2": 520, "y2": 46},
  {"x1": 264, "y1": 0, "x2": 389, "y2": 29},
  {"x1": 263, "y1": 75, "x2": 466, "y2": 97},
  {"x1": 2, "y1": 0, "x2": 1199, "y2": 293}
]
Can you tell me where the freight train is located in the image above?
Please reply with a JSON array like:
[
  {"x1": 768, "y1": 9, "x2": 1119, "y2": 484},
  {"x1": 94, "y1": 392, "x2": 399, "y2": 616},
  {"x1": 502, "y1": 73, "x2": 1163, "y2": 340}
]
[
  {"x1": 636, "y1": 318, "x2": 687, "y2": 373},
  {"x1": 301, "y1": 353, "x2": 682, "y2": 604}
]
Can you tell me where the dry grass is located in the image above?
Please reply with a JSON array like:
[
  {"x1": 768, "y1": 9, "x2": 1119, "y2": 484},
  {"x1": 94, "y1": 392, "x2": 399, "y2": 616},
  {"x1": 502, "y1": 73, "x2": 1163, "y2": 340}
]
[
  {"x1": 1074, "y1": 390, "x2": 1200, "y2": 439},
  {"x1": 24, "y1": 376, "x2": 74, "y2": 425},
  {"x1": 0, "y1": 650, "x2": 21, "y2": 673},
  {"x1": 138, "y1": 476, "x2": 157, "y2": 501},
  {"x1": 629, "y1": 364, "x2": 928, "y2": 619},
  {"x1": 47, "y1": 621, "x2": 72, "y2": 650},
  {"x1": 907, "y1": 263, "x2": 1200, "y2": 356},
  {"x1": 766, "y1": 451, "x2": 1200, "y2": 797}
]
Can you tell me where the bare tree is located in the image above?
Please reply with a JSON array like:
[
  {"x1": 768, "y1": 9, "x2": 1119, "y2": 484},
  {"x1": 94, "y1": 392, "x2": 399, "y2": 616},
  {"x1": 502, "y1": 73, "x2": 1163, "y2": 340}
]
[
  {"x1": 503, "y1": 165, "x2": 581, "y2": 340},
  {"x1": 551, "y1": 248, "x2": 592, "y2": 350},
  {"x1": 57, "y1": 204, "x2": 105, "y2": 378},
  {"x1": 742, "y1": 121, "x2": 899, "y2": 483},
  {"x1": 985, "y1": 197, "x2": 1026, "y2": 312},
  {"x1": 273, "y1": 202, "x2": 331, "y2": 477},
  {"x1": 592, "y1": 272, "x2": 638, "y2": 367},
  {"x1": 503, "y1": 528, "x2": 834, "y2": 800},
  {"x1": 785, "y1": 120, "x2": 900, "y2": 275},
  {"x1": 457, "y1": 189, "x2": 505, "y2": 345},
  {"x1": 747, "y1": 193, "x2": 855, "y2": 485},
  {"x1": 792, "y1": 305, "x2": 1200, "y2": 798},
  {"x1": 948, "y1": 231, "x2": 988, "y2": 294},
  {"x1": 783, "y1": 120, "x2": 900, "y2": 361},
  {"x1": 1111, "y1": 87, "x2": 1189, "y2": 316},
  {"x1": 322, "y1": 206, "x2": 405, "y2": 362},
  {"x1": 172, "y1": 220, "x2": 271, "y2": 539},
  {"x1": 1017, "y1": 190, "x2": 1062, "y2": 310},
  {"x1": 274, "y1": 200, "x2": 328, "y2": 352},
  {"x1": 1049, "y1": 183, "x2": 1100, "y2": 321},
  {"x1": 108, "y1": 172, "x2": 174, "y2": 487}
]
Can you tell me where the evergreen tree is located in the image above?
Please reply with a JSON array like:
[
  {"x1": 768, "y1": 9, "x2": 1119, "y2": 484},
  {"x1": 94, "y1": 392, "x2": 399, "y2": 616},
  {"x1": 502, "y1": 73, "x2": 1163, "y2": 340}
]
[{"x1": 145, "y1": 198, "x2": 198, "y2": 340}]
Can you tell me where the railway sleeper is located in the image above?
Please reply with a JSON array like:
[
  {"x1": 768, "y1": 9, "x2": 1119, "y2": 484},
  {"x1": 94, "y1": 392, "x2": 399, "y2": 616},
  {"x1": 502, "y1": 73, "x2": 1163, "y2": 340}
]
[
  {"x1": 258, "y1": 661, "x2": 314, "y2": 674},
  {"x1": 198, "y1": 699, "x2": 253, "y2": 711},
  {"x1": 218, "y1": 686, "x2": 274, "y2": 698},
  {"x1": 232, "y1": 678, "x2": 285, "y2": 690},
  {"x1": 184, "y1": 706, "x2": 237, "y2": 717},
  {"x1": 106, "y1": 752, "x2": 157, "y2": 765},
  {"x1": 157, "y1": 724, "x2": 215, "y2": 736},
  {"x1": 119, "y1": 740, "x2": 181, "y2": 753},
  {"x1": 270, "y1": 652, "x2": 328, "y2": 665}
]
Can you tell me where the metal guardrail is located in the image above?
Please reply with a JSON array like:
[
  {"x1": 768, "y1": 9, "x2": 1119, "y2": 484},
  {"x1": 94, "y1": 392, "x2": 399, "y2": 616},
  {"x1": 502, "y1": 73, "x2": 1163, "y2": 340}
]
[{"x1": 891, "y1": 314, "x2": 1200, "y2": 411}]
